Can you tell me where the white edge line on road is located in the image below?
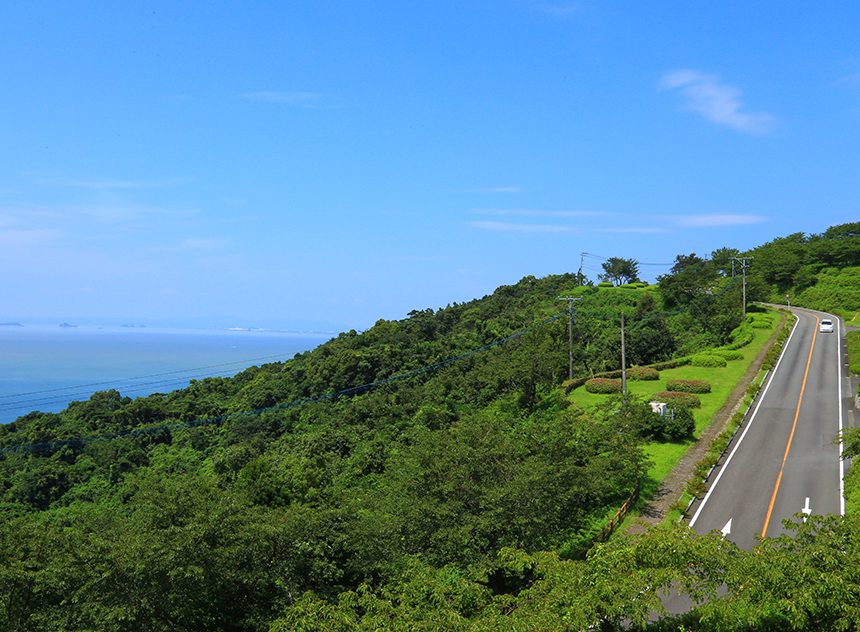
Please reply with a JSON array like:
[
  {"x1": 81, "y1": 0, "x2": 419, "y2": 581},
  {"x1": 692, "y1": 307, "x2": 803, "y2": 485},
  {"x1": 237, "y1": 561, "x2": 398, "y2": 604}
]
[
  {"x1": 838, "y1": 316, "x2": 845, "y2": 516},
  {"x1": 689, "y1": 313, "x2": 800, "y2": 528}
]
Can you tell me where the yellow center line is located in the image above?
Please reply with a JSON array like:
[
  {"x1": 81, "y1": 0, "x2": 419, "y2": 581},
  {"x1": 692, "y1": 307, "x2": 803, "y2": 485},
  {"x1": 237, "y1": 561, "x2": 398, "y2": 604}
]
[{"x1": 761, "y1": 315, "x2": 818, "y2": 538}]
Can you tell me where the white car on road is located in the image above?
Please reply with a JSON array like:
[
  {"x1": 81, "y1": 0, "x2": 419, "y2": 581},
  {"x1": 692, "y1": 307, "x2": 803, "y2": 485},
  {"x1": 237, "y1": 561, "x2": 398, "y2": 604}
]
[{"x1": 819, "y1": 319, "x2": 834, "y2": 333}]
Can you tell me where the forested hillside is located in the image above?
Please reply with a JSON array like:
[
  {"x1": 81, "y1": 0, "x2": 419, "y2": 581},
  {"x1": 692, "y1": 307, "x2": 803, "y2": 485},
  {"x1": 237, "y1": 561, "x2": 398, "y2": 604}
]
[
  {"x1": 1, "y1": 222, "x2": 860, "y2": 631},
  {"x1": 740, "y1": 220, "x2": 860, "y2": 315}
]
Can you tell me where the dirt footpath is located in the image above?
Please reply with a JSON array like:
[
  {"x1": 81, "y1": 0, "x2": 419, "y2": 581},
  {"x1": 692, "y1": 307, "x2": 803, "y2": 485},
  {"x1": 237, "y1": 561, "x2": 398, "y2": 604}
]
[{"x1": 627, "y1": 311, "x2": 788, "y2": 534}]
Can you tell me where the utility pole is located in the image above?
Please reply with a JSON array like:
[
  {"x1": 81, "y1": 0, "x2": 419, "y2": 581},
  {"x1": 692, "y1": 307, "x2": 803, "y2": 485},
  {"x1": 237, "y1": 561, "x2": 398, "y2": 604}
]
[
  {"x1": 558, "y1": 296, "x2": 583, "y2": 380},
  {"x1": 620, "y1": 311, "x2": 627, "y2": 403},
  {"x1": 731, "y1": 257, "x2": 754, "y2": 316}
]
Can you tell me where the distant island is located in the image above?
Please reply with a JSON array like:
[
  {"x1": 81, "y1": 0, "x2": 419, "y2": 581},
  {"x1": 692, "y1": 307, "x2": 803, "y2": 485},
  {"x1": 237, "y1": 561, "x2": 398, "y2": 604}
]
[
  {"x1": 58, "y1": 323, "x2": 78, "y2": 328},
  {"x1": 0, "y1": 322, "x2": 23, "y2": 327}
]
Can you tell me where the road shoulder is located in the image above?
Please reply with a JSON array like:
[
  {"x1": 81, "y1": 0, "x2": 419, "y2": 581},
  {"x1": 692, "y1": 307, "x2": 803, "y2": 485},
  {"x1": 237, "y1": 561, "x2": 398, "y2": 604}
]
[{"x1": 627, "y1": 309, "x2": 789, "y2": 534}]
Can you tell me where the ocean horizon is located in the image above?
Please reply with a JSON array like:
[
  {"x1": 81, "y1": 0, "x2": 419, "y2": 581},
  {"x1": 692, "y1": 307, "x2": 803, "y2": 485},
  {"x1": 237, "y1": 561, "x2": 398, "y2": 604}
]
[{"x1": 0, "y1": 324, "x2": 331, "y2": 426}]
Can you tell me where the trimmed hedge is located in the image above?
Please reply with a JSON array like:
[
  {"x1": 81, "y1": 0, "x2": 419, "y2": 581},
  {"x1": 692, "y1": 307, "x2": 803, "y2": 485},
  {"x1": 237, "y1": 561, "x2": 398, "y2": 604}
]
[
  {"x1": 651, "y1": 391, "x2": 701, "y2": 408},
  {"x1": 748, "y1": 313, "x2": 773, "y2": 329},
  {"x1": 563, "y1": 358, "x2": 690, "y2": 394},
  {"x1": 665, "y1": 379, "x2": 711, "y2": 394},
  {"x1": 650, "y1": 358, "x2": 691, "y2": 371},
  {"x1": 690, "y1": 354, "x2": 728, "y2": 368},
  {"x1": 628, "y1": 366, "x2": 659, "y2": 381},
  {"x1": 585, "y1": 378, "x2": 623, "y2": 394},
  {"x1": 597, "y1": 282, "x2": 614, "y2": 288},
  {"x1": 712, "y1": 350, "x2": 743, "y2": 361},
  {"x1": 562, "y1": 379, "x2": 579, "y2": 395}
]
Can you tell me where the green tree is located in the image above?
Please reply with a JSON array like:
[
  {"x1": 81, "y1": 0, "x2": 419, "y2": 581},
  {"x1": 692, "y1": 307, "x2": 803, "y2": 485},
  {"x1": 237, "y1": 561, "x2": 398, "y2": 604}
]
[
  {"x1": 710, "y1": 246, "x2": 740, "y2": 277},
  {"x1": 628, "y1": 292, "x2": 676, "y2": 365},
  {"x1": 753, "y1": 233, "x2": 808, "y2": 288},
  {"x1": 658, "y1": 253, "x2": 719, "y2": 309},
  {"x1": 599, "y1": 257, "x2": 641, "y2": 285},
  {"x1": 368, "y1": 406, "x2": 644, "y2": 573}
]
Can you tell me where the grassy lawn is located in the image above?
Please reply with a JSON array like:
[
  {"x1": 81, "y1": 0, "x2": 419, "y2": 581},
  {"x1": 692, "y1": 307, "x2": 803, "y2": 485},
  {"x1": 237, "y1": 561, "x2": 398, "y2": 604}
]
[
  {"x1": 566, "y1": 307, "x2": 783, "y2": 521},
  {"x1": 847, "y1": 329, "x2": 860, "y2": 377}
]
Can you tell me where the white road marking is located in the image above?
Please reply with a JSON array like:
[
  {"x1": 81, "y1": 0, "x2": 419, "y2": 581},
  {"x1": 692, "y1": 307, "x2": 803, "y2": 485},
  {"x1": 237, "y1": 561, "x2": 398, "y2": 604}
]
[
  {"x1": 838, "y1": 317, "x2": 845, "y2": 516},
  {"x1": 689, "y1": 317, "x2": 800, "y2": 528}
]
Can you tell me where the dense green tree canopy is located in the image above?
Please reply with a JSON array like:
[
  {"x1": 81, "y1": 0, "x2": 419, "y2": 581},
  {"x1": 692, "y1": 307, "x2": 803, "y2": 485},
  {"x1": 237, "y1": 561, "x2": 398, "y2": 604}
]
[
  {"x1": 1, "y1": 223, "x2": 859, "y2": 630},
  {"x1": 599, "y1": 256, "x2": 641, "y2": 285}
]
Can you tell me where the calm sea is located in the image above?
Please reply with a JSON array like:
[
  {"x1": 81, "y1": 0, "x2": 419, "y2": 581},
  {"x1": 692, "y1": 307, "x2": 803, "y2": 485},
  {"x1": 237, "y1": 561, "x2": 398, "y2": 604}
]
[{"x1": 0, "y1": 325, "x2": 331, "y2": 426}]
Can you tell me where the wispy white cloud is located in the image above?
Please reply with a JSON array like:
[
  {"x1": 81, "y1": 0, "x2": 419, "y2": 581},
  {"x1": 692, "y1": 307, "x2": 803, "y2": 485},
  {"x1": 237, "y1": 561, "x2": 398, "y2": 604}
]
[
  {"x1": 834, "y1": 72, "x2": 860, "y2": 90},
  {"x1": 541, "y1": 6, "x2": 577, "y2": 17},
  {"x1": 448, "y1": 186, "x2": 524, "y2": 194},
  {"x1": 34, "y1": 176, "x2": 195, "y2": 189},
  {"x1": 470, "y1": 208, "x2": 604, "y2": 217},
  {"x1": 162, "y1": 94, "x2": 195, "y2": 103},
  {"x1": 676, "y1": 213, "x2": 768, "y2": 227},
  {"x1": 0, "y1": 227, "x2": 63, "y2": 253},
  {"x1": 241, "y1": 91, "x2": 325, "y2": 106},
  {"x1": 834, "y1": 72, "x2": 860, "y2": 113},
  {"x1": 476, "y1": 187, "x2": 523, "y2": 193},
  {"x1": 468, "y1": 220, "x2": 575, "y2": 233},
  {"x1": 0, "y1": 201, "x2": 191, "y2": 236},
  {"x1": 467, "y1": 208, "x2": 654, "y2": 233},
  {"x1": 604, "y1": 226, "x2": 668, "y2": 234},
  {"x1": 531, "y1": 1, "x2": 588, "y2": 18},
  {"x1": 660, "y1": 70, "x2": 775, "y2": 134},
  {"x1": 178, "y1": 237, "x2": 226, "y2": 250},
  {"x1": 468, "y1": 219, "x2": 666, "y2": 234}
]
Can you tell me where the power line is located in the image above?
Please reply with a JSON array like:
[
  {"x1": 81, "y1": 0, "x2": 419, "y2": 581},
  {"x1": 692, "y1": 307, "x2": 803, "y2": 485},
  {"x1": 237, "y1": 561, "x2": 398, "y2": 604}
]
[
  {"x1": 730, "y1": 256, "x2": 754, "y2": 316},
  {"x1": 0, "y1": 315, "x2": 566, "y2": 455},
  {"x1": 0, "y1": 282, "x2": 741, "y2": 455},
  {"x1": 0, "y1": 352, "x2": 316, "y2": 415},
  {"x1": 558, "y1": 296, "x2": 583, "y2": 380},
  {"x1": 0, "y1": 353, "x2": 295, "y2": 401},
  {"x1": 581, "y1": 252, "x2": 674, "y2": 267}
]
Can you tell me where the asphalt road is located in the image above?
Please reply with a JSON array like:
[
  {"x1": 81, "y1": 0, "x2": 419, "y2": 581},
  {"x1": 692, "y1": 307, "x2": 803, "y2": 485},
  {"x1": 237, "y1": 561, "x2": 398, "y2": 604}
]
[{"x1": 686, "y1": 308, "x2": 852, "y2": 549}]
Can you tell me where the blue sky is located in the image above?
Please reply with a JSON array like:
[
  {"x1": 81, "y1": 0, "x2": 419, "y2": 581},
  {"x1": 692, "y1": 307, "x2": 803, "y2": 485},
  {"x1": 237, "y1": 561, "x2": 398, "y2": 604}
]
[{"x1": 2, "y1": 1, "x2": 858, "y2": 332}]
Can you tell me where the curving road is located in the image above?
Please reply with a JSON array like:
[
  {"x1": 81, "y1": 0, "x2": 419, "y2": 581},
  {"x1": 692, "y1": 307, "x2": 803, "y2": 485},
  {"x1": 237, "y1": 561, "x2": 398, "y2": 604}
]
[{"x1": 685, "y1": 308, "x2": 853, "y2": 549}]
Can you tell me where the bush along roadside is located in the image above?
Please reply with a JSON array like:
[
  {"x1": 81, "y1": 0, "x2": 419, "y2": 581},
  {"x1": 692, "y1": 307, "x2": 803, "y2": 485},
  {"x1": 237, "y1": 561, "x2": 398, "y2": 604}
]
[
  {"x1": 847, "y1": 329, "x2": 860, "y2": 378},
  {"x1": 665, "y1": 379, "x2": 712, "y2": 394},
  {"x1": 585, "y1": 378, "x2": 623, "y2": 394},
  {"x1": 674, "y1": 311, "x2": 796, "y2": 515},
  {"x1": 761, "y1": 310, "x2": 796, "y2": 370},
  {"x1": 563, "y1": 358, "x2": 691, "y2": 394},
  {"x1": 651, "y1": 391, "x2": 701, "y2": 409},
  {"x1": 690, "y1": 354, "x2": 728, "y2": 368}
]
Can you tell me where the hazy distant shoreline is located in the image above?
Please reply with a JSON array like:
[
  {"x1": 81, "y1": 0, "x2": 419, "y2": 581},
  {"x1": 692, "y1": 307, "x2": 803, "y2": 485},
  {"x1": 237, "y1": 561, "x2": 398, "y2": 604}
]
[
  {"x1": 0, "y1": 322, "x2": 337, "y2": 336},
  {"x1": 0, "y1": 328, "x2": 327, "y2": 425}
]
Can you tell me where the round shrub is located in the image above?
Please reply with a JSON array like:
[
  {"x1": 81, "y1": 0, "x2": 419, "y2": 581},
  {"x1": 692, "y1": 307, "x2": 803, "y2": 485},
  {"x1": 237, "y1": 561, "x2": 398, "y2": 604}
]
[
  {"x1": 663, "y1": 407, "x2": 695, "y2": 440},
  {"x1": 597, "y1": 281, "x2": 614, "y2": 288},
  {"x1": 665, "y1": 379, "x2": 711, "y2": 394},
  {"x1": 651, "y1": 391, "x2": 701, "y2": 408},
  {"x1": 585, "y1": 378, "x2": 622, "y2": 394},
  {"x1": 690, "y1": 354, "x2": 728, "y2": 368},
  {"x1": 627, "y1": 366, "x2": 659, "y2": 381}
]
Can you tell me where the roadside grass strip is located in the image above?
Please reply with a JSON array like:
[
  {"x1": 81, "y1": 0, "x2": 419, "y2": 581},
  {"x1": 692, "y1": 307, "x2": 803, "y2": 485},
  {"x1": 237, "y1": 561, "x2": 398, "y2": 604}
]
[{"x1": 566, "y1": 307, "x2": 786, "y2": 528}]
